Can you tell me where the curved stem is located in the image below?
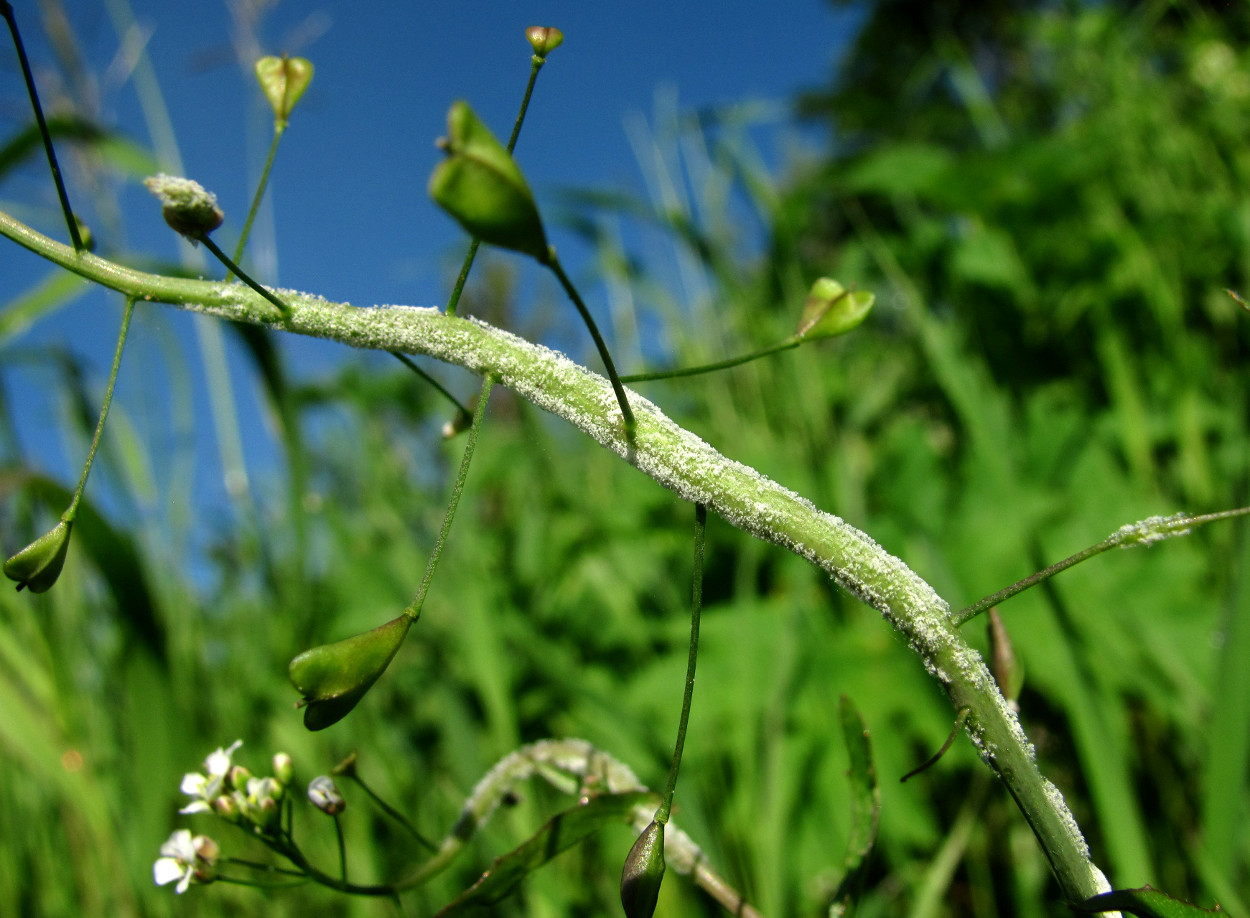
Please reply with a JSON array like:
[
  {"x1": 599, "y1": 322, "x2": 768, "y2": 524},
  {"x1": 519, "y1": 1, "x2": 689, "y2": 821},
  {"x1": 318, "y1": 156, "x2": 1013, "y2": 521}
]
[
  {"x1": 655, "y1": 502, "x2": 706, "y2": 825},
  {"x1": 402, "y1": 374, "x2": 494, "y2": 619},
  {"x1": 547, "y1": 253, "x2": 635, "y2": 443},
  {"x1": 2, "y1": 1, "x2": 84, "y2": 252},
  {"x1": 0, "y1": 208, "x2": 1116, "y2": 905},
  {"x1": 65, "y1": 296, "x2": 136, "y2": 522},
  {"x1": 622, "y1": 337, "x2": 800, "y2": 384}
]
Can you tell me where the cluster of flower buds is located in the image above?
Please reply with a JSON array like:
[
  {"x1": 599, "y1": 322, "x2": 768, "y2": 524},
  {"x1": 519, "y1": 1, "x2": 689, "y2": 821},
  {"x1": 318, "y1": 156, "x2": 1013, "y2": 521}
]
[{"x1": 177, "y1": 740, "x2": 289, "y2": 832}]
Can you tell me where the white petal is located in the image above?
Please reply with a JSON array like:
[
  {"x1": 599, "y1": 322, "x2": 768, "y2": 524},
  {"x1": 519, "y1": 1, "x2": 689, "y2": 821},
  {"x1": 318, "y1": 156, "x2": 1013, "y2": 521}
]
[
  {"x1": 174, "y1": 867, "x2": 194, "y2": 894},
  {"x1": 159, "y1": 829, "x2": 197, "y2": 860},
  {"x1": 154, "y1": 857, "x2": 184, "y2": 886},
  {"x1": 180, "y1": 772, "x2": 207, "y2": 796},
  {"x1": 178, "y1": 801, "x2": 212, "y2": 815}
]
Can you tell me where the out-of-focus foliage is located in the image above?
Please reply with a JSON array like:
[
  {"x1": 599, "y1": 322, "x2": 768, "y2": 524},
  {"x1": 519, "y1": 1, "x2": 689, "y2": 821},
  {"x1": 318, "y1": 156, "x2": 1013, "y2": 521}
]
[{"x1": 1, "y1": 1, "x2": 1248, "y2": 917}]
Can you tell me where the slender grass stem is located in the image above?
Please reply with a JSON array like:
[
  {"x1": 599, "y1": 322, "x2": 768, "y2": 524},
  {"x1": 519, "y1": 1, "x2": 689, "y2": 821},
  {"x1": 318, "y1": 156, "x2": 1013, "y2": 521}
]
[
  {"x1": 655, "y1": 502, "x2": 707, "y2": 825},
  {"x1": 446, "y1": 54, "x2": 547, "y2": 317},
  {"x1": 403, "y1": 374, "x2": 494, "y2": 619},
  {"x1": 2, "y1": 1, "x2": 84, "y2": 252},
  {"x1": 65, "y1": 296, "x2": 136, "y2": 522}
]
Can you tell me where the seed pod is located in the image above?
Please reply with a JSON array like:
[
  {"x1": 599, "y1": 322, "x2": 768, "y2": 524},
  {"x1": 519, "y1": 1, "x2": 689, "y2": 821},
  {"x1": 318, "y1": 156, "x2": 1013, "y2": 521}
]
[
  {"x1": 255, "y1": 55, "x2": 314, "y2": 125},
  {"x1": 288, "y1": 613, "x2": 412, "y2": 730},
  {"x1": 796, "y1": 277, "x2": 874, "y2": 341},
  {"x1": 4, "y1": 518, "x2": 72, "y2": 593},
  {"x1": 620, "y1": 820, "x2": 665, "y2": 918},
  {"x1": 428, "y1": 101, "x2": 549, "y2": 262},
  {"x1": 526, "y1": 26, "x2": 564, "y2": 57}
]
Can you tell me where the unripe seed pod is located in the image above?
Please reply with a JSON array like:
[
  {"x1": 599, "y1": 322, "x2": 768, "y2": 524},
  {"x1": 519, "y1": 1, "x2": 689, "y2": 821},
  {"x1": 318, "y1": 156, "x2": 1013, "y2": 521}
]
[
  {"x1": 4, "y1": 518, "x2": 72, "y2": 593},
  {"x1": 620, "y1": 820, "x2": 665, "y2": 918}
]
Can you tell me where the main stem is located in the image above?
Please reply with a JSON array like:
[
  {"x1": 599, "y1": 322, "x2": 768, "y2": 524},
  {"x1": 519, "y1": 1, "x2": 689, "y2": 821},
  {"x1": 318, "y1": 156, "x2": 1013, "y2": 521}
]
[{"x1": 0, "y1": 209, "x2": 1115, "y2": 906}]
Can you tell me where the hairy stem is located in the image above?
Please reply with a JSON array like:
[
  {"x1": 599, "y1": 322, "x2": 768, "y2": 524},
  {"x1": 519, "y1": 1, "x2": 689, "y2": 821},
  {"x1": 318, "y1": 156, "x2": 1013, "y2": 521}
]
[{"x1": 0, "y1": 208, "x2": 1114, "y2": 905}]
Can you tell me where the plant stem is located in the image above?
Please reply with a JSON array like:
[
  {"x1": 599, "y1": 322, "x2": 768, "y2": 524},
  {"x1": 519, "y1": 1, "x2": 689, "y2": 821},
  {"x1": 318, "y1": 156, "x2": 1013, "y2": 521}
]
[
  {"x1": 403, "y1": 374, "x2": 494, "y2": 619},
  {"x1": 446, "y1": 53, "x2": 547, "y2": 317},
  {"x1": 622, "y1": 337, "x2": 801, "y2": 384},
  {"x1": 346, "y1": 773, "x2": 438, "y2": 852},
  {"x1": 954, "y1": 506, "x2": 1250, "y2": 626},
  {"x1": 0, "y1": 209, "x2": 1130, "y2": 904},
  {"x1": 389, "y1": 352, "x2": 473, "y2": 424},
  {"x1": 64, "y1": 296, "x2": 136, "y2": 523},
  {"x1": 230, "y1": 121, "x2": 285, "y2": 272},
  {"x1": 547, "y1": 253, "x2": 635, "y2": 443},
  {"x1": 197, "y1": 233, "x2": 290, "y2": 318},
  {"x1": 2, "y1": 1, "x2": 84, "y2": 252},
  {"x1": 655, "y1": 502, "x2": 706, "y2": 825}
]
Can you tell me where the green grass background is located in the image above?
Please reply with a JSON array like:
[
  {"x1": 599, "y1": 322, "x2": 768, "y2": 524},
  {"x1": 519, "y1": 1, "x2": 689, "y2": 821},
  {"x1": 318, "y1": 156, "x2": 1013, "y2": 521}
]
[{"x1": 2, "y1": 1, "x2": 1249, "y2": 915}]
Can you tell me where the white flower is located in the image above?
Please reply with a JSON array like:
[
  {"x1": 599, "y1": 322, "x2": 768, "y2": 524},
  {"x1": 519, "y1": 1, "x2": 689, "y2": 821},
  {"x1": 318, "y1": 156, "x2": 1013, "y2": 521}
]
[
  {"x1": 153, "y1": 829, "x2": 218, "y2": 893},
  {"x1": 179, "y1": 740, "x2": 242, "y2": 815},
  {"x1": 308, "y1": 775, "x2": 346, "y2": 815}
]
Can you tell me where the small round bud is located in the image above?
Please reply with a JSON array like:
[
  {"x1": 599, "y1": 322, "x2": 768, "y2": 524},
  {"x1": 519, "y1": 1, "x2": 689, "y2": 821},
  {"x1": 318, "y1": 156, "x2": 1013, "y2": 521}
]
[
  {"x1": 4, "y1": 517, "x2": 72, "y2": 593},
  {"x1": 228, "y1": 764, "x2": 253, "y2": 791},
  {"x1": 308, "y1": 775, "x2": 346, "y2": 815},
  {"x1": 143, "y1": 174, "x2": 224, "y2": 239},
  {"x1": 211, "y1": 794, "x2": 238, "y2": 818},
  {"x1": 272, "y1": 752, "x2": 294, "y2": 786},
  {"x1": 526, "y1": 26, "x2": 564, "y2": 57},
  {"x1": 620, "y1": 820, "x2": 665, "y2": 918}
]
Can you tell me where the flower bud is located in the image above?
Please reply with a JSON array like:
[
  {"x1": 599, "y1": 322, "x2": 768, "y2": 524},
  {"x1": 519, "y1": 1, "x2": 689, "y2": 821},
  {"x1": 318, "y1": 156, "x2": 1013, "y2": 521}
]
[
  {"x1": 288, "y1": 613, "x2": 413, "y2": 731},
  {"x1": 272, "y1": 752, "x2": 294, "y2": 786},
  {"x1": 988, "y1": 608, "x2": 1024, "y2": 707},
  {"x1": 211, "y1": 794, "x2": 238, "y2": 818},
  {"x1": 143, "y1": 174, "x2": 224, "y2": 239},
  {"x1": 308, "y1": 775, "x2": 346, "y2": 815},
  {"x1": 795, "y1": 277, "x2": 874, "y2": 341},
  {"x1": 620, "y1": 820, "x2": 665, "y2": 918},
  {"x1": 428, "y1": 101, "x2": 549, "y2": 262},
  {"x1": 255, "y1": 55, "x2": 314, "y2": 125},
  {"x1": 228, "y1": 764, "x2": 253, "y2": 791},
  {"x1": 4, "y1": 517, "x2": 72, "y2": 593},
  {"x1": 526, "y1": 26, "x2": 564, "y2": 57}
]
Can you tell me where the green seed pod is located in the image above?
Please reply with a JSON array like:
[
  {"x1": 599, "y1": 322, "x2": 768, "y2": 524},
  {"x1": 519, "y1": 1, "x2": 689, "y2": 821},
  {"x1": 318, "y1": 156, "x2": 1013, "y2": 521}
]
[
  {"x1": 4, "y1": 517, "x2": 72, "y2": 593},
  {"x1": 796, "y1": 277, "x2": 874, "y2": 341},
  {"x1": 255, "y1": 55, "x2": 314, "y2": 125},
  {"x1": 143, "y1": 174, "x2": 224, "y2": 239},
  {"x1": 288, "y1": 613, "x2": 412, "y2": 731},
  {"x1": 428, "y1": 101, "x2": 549, "y2": 262},
  {"x1": 526, "y1": 26, "x2": 564, "y2": 57},
  {"x1": 620, "y1": 820, "x2": 665, "y2": 918}
]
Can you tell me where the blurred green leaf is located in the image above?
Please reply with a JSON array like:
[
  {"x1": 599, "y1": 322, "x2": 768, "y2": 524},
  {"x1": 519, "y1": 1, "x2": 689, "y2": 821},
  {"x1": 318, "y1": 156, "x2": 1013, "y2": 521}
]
[{"x1": 1074, "y1": 886, "x2": 1227, "y2": 918}]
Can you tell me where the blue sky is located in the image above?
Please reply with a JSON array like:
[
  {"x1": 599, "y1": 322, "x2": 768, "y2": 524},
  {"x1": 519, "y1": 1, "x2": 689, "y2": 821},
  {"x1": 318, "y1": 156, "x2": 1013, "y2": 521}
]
[{"x1": 1, "y1": 1, "x2": 861, "y2": 536}]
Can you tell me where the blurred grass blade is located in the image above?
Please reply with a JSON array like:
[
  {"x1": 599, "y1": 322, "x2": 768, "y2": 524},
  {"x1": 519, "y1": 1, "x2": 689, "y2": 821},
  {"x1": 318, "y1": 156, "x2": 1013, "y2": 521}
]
[
  {"x1": 0, "y1": 270, "x2": 90, "y2": 345},
  {"x1": 827, "y1": 695, "x2": 880, "y2": 917},
  {"x1": 0, "y1": 117, "x2": 156, "y2": 180},
  {"x1": 434, "y1": 790, "x2": 656, "y2": 917},
  {"x1": 1073, "y1": 887, "x2": 1225, "y2": 917}
]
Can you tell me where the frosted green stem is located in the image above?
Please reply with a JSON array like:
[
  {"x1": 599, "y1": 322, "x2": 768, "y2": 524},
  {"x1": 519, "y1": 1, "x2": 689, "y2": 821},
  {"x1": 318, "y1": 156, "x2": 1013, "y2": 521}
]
[{"x1": 0, "y1": 208, "x2": 1118, "y2": 907}]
